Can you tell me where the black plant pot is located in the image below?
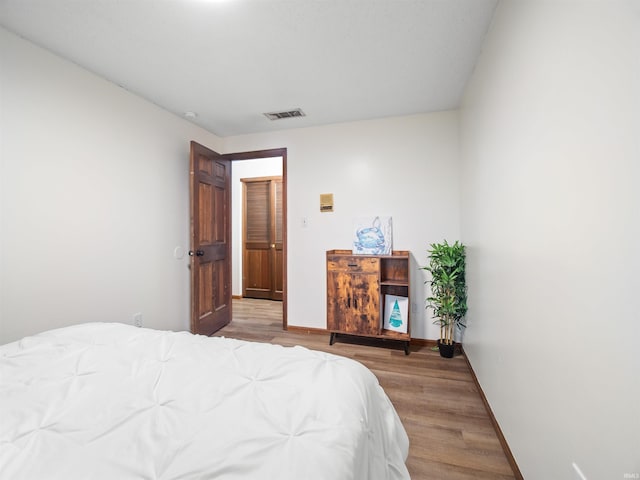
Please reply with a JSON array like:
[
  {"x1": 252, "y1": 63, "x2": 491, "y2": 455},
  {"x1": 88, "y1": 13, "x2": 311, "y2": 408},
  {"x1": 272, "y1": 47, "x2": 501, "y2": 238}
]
[{"x1": 437, "y1": 340, "x2": 455, "y2": 358}]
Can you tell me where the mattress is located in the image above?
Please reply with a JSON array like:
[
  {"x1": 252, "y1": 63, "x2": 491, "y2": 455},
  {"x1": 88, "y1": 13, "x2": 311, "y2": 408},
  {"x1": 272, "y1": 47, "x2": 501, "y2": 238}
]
[{"x1": 0, "y1": 323, "x2": 409, "y2": 479}]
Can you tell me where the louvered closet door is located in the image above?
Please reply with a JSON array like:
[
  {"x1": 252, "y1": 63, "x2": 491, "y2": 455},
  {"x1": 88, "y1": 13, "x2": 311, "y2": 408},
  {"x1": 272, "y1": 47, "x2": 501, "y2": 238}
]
[{"x1": 242, "y1": 177, "x2": 283, "y2": 300}]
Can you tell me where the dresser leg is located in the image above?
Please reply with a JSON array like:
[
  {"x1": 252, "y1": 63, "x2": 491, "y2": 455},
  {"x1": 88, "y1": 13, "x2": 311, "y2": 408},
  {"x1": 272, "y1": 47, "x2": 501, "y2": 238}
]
[{"x1": 329, "y1": 332, "x2": 336, "y2": 345}]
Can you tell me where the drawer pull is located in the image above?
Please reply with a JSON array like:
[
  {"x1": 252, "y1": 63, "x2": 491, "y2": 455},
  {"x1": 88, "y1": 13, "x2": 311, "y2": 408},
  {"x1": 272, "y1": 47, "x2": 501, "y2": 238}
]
[{"x1": 347, "y1": 263, "x2": 358, "y2": 267}]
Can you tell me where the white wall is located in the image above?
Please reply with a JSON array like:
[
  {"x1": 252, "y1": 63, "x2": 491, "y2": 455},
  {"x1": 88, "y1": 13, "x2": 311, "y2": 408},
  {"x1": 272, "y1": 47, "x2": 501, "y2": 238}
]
[
  {"x1": 460, "y1": 1, "x2": 640, "y2": 479},
  {"x1": 224, "y1": 112, "x2": 461, "y2": 339},
  {"x1": 0, "y1": 25, "x2": 460, "y2": 343},
  {"x1": 0, "y1": 27, "x2": 222, "y2": 343},
  {"x1": 231, "y1": 157, "x2": 282, "y2": 297}
]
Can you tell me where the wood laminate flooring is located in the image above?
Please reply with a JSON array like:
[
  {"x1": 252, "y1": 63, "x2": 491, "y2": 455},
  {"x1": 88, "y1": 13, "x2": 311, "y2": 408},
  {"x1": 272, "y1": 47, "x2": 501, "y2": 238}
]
[{"x1": 214, "y1": 298, "x2": 517, "y2": 480}]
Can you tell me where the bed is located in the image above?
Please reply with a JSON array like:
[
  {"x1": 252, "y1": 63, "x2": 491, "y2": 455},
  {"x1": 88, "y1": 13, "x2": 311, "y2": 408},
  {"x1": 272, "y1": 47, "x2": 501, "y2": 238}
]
[{"x1": 0, "y1": 323, "x2": 410, "y2": 479}]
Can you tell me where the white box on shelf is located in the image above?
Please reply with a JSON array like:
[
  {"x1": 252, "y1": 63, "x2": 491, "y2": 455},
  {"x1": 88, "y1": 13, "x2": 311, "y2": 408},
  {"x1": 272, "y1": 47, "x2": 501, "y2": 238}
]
[{"x1": 383, "y1": 294, "x2": 408, "y2": 333}]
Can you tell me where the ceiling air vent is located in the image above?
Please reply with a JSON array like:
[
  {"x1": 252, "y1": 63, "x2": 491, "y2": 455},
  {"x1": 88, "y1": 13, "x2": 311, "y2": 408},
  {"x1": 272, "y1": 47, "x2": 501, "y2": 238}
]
[{"x1": 263, "y1": 108, "x2": 306, "y2": 121}]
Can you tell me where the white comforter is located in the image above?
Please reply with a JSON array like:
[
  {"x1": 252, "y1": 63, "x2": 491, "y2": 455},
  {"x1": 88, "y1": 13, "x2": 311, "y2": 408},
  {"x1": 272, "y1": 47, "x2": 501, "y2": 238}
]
[{"x1": 0, "y1": 323, "x2": 409, "y2": 479}]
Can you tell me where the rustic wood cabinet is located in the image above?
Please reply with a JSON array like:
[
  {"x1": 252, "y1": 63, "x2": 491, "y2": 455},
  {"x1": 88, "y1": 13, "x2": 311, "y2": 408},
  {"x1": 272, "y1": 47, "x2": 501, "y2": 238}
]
[{"x1": 326, "y1": 249, "x2": 411, "y2": 354}]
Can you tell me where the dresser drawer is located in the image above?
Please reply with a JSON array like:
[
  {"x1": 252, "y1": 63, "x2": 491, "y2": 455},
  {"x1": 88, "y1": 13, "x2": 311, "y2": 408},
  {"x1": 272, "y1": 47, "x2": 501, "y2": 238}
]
[{"x1": 327, "y1": 256, "x2": 380, "y2": 273}]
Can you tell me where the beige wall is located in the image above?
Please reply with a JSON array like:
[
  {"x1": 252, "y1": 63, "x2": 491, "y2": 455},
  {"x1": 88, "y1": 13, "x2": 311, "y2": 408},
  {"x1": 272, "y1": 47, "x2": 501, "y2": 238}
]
[
  {"x1": 460, "y1": 1, "x2": 640, "y2": 478},
  {"x1": 0, "y1": 27, "x2": 222, "y2": 343}
]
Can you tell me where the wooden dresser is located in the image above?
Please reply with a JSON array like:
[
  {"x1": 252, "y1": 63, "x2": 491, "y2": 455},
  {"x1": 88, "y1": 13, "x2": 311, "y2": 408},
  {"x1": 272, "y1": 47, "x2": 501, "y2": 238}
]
[{"x1": 326, "y1": 249, "x2": 411, "y2": 354}]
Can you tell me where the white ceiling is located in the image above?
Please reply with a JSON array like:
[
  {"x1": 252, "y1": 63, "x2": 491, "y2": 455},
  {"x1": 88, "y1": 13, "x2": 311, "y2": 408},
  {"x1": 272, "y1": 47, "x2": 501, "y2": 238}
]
[{"x1": 0, "y1": 0, "x2": 497, "y2": 137}]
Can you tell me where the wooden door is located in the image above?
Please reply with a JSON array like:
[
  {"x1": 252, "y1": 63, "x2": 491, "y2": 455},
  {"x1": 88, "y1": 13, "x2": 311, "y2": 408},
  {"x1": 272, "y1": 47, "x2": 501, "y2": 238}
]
[
  {"x1": 189, "y1": 141, "x2": 232, "y2": 335},
  {"x1": 242, "y1": 177, "x2": 283, "y2": 300}
]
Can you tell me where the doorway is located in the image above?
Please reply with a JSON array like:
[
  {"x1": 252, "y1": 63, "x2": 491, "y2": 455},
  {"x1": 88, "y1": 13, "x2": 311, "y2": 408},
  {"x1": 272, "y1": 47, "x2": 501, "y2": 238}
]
[{"x1": 223, "y1": 148, "x2": 287, "y2": 330}]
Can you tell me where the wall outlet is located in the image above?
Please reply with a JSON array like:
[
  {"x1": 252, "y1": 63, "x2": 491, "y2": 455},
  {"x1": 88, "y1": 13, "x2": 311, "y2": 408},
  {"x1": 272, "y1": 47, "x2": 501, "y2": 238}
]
[{"x1": 133, "y1": 313, "x2": 143, "y2": 328}]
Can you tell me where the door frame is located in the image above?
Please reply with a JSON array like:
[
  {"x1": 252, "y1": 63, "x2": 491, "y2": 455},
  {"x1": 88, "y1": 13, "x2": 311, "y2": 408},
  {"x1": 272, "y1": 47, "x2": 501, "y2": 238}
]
[{"x1": 221, "y1": 148, "x2": 288, "y2": 330}]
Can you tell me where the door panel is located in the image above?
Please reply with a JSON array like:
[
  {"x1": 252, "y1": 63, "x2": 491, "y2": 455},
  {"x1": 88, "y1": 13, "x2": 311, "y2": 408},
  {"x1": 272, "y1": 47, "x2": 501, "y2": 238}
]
[
  {"x1": 198, "y1": 183, "x2": 213, "y2": 242},
  {"x1": 213, "y1": 184, "x2": 226, "y2": 242},
  {"x1": 246, "y1": 182, "x2": 269, "y2": 242},
  {"x1": 244, "y1": 249, "x2": 271, "y2": 298},
  {"x1": 198, "y1": 262, "x2": 213, "y2": 318},
  {"x1": 213, "y1": 258, "x2": 226, "y2": 312},
  {"x1": 190, "y1": 141, "x2": 231, "y2": 336}
]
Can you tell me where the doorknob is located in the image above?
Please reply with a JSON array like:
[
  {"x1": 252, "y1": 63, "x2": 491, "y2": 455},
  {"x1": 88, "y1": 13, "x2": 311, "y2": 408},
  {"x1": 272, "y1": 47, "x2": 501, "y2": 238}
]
[{"x1": 188, "y1": 250, "x2": 205, "y2": 257}]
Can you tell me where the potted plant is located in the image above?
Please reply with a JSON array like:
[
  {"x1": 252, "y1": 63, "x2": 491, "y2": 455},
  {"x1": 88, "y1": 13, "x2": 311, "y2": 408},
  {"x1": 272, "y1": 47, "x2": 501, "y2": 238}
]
[{"x1": 422, "y1": 240, "x2": 468, "y2": 358}]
